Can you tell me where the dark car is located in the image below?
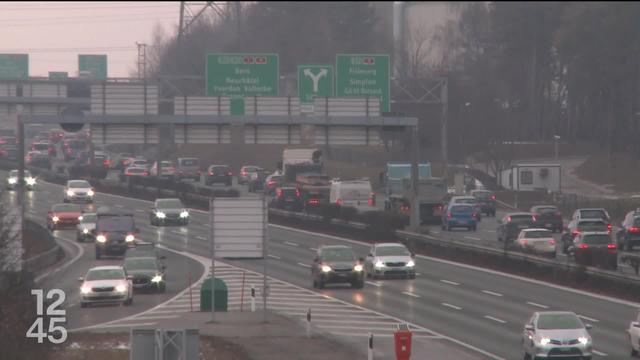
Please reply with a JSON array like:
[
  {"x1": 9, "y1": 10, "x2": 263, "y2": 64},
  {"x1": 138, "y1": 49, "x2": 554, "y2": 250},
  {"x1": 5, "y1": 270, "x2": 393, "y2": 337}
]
[
  {"x1": 205, "y1": 165, "x2": 233, "y2": 186},
  {"x1": 470, "y1": 190, "x2": 496, "y2": 217},
  {"x1": 63, "y1": 139, "x2": 88, "y2": 161},
  {"x1": 94, "y1": 207, "x2": 138, "y2": 259},
  {"x1": 123, "y1": 256, "x2": 166, "y2": 292},
  {"x1": 150, "y1": 198, "x2": 190, "y2": 226},
  {"x1": 311, "y1": 245, "x2": 364, "y2": 289},
  {"x1": 570, "y1": 232, "x2": 617, "y2": 269},
  {"x1": 238, "y1": 165, "x2": 261, "y2": 185},
  {"x1": 271, "y1": 186, "x2": 304, "y2": 211},
  {"x1": 89, "y1": 151, "x2": 109, "y2": 179},
  {"x1": 561, "y1": 218, "x2": 609, "y2": 254},
  {"x1": 26, "y1": 151, "x2": 51, "y2": 170},
  {"x1": 530, "y1": 205, "x2": 563, "y2": 233},
  {"x1": 497, "y1": 212, "x2": 535, "y2": 243},
  {"x1": 3, "y1": 145, "x2": 18, "y2": 161},
  {"x1": 616, "y1": 209, "x2": 640, "y2": 251},
  {"x1": 264, "y1": 174, "x2": 284, "y2": 196}
]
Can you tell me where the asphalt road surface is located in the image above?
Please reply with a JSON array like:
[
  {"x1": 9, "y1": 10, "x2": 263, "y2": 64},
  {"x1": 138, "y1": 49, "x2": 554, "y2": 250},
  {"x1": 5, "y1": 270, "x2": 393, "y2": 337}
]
[{"x1": 6, "y1": 171, "x2": 637, "y2": 359}]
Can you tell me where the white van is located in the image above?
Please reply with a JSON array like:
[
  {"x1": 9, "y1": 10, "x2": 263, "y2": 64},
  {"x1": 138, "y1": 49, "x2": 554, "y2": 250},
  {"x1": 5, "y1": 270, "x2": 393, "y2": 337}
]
[{"x1": 330, "y1": 180, "x2": 376, "y2": 212}]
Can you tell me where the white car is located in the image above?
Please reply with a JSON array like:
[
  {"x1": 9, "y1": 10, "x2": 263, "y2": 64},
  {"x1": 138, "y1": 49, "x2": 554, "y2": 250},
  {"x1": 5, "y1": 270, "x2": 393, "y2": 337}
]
[
  {"x1": 522, "y1": 311, "x2": 592, "y2": 360},
  {"x1": 130, "y1": 159, "x2": 148, "y2": 169},
  {"x1": 64, "y1": 179, "x2": 95, "y2": 203},
  {"x1": 628, "y1": 311, "x2": 640, "y2": 357},
  {"x1": 516, "y1": 229, "x2": 556, "y2": 257},
  {"x1": 78, "y1": 266, "x2": 133, "y2": 307},
  {"x1": 364, "y1": 243, "x2": 416, "y2": 279}
]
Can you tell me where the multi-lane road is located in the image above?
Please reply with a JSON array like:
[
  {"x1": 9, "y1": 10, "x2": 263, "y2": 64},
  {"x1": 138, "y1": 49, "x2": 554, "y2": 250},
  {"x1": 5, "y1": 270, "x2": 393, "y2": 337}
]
[{"x1": 8, "y1": 170, "x2": 639, "y2": 359}]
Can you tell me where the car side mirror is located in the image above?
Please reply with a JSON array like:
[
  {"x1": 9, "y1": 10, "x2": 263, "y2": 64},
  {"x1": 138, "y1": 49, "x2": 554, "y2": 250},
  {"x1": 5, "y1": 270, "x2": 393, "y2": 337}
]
[
  {"x1": 160, "y1": 255, "x2": 167, "y2": 260},
  {"x1": 162, "y1": 265, "x2": 167, "y2": 271},
  {"x1": 633, "y1": 322, "x2": 640, "y2": 328},
  {"x1": 77, "y1": 277, "x2": 84, "y2": 282},
  {"x1": 525, "y1": 325, "x2": 534, "y2": 332},
  {"x1": 585, "y1": 324, "x2": 593, "y2": 330}
]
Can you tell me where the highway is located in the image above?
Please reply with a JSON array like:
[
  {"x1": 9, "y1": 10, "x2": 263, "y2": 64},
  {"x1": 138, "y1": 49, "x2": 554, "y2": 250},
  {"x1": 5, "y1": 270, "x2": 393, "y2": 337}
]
[{"x1": 7, "y1": 170, "x2": 638, "y2": 359}]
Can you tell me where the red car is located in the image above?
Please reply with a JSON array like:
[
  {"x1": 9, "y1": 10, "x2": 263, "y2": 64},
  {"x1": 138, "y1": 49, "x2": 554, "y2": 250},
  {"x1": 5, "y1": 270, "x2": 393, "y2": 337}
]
[
  {"x1": 49, "y1": 130, "x2": 65, "y2": 143},
  {"x1": 47, "y1": 203, "x2": 83, "y2": 231}
]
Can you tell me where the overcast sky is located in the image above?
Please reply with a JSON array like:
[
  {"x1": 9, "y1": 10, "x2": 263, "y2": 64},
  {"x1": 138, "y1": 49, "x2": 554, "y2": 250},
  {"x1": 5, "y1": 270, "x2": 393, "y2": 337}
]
[{"x1": 0, "y1": 1, "x2": 181, "y2": 77}]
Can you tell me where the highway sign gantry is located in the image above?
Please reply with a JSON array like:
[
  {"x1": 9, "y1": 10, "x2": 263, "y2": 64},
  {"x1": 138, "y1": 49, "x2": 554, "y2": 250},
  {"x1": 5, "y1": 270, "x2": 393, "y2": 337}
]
[
  {"x1": 0, "y1": 54, "x2": 28, "y2": 80},
  {"x1": 298, "y1": 64, "x2": 334, "y2": 104},
  {"x1": 336, "y1": 54, "x2": 390, "y2": 112}
]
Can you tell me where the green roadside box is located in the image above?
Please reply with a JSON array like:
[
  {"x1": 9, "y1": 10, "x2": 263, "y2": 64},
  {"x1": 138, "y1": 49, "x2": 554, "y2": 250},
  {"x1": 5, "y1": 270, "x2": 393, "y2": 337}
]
[{"x1": 200, "y1": 277, "x2": 228, "y2": 312}]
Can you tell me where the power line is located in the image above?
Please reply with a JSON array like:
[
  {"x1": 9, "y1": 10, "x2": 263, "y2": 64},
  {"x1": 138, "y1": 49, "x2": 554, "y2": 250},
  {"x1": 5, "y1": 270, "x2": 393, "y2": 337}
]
[
  {"x1": 0, "y1": 15, "x2": 177, "y2": 28},
  {"x1": 0, "y1": 11, "x2": 178, "y2": 24},
  {"x1": 0, "y1": 3, "x2": 179, "y2": 11}
]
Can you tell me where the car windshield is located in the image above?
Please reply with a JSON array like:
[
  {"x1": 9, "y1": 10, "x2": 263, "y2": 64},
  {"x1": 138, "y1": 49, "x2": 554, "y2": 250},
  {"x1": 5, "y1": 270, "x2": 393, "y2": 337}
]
[
  {"x1": 473, "y1": 191, "x2": 492, "y2": 199},
  {"x1": 69, "y1": 180, "x2": 90, "y2": 188},
  {"x1": 67, "y1": 140, "x2": 86, "y2": 149},
  {"x1": 523, "y1": 230, "x2": 552, "y2": 238},
  {"x1": 582, "y1": 234, "x2": 611, "y2": 245},
  {"x1": 161, "y1": 161, "x2": 174, "y2": 167},
  {"x1": 536, "y1": 207, "x2": 558, "y2": 214},
  {"x1": 376, "y1": 246, "x2": 410, "y2": 256},
  {"x1": 281, "y1": 189, "x2": 298, "y2": 196},
  {"x1": 322, "y1": 248, "x2": 355, "y2": 261},
  {"x1": 634, "y1": 218, "x2": 640, "y2": 227},
  {"x1": 81, "y1": 214, "x2": 97, "y2": 223},
  {"x1": 211, "y1": 166, "x2": 229, "y2": 172},
  {"x1": 85, "y1": 268, "x2": 125, "y2": 281},
  {"x1": 124, "y1": 258, "x2": 157, "y2": 271},
  {"x1": 578, "y1": 221, "x2": 607, "y2": 231},
  {"x1": 181, "y1": 159, "x2": 198, "y2": 166},
  {"x1": 33, "y1": 144, "x2": 48, "y2": 150},
  {"x1": 455, "y1": 198, "x2": 476, "y2": 204},
  {"x1": 157, "y1": 199, "x2": 183, "y2": 209},
  {"x1": 537, "y1": 314, "x2": 583, "y2": 330},
  {"x1": 97, "y1": 216, "x2": 134, "y2": 232},
  {"x1": 509, "y1": 215, "x2": 533, "y2": 223},
  {"x1": 9, "y1": 170, "x2": 32, "y2": 178},
  {"x1": 341, "y1": 187, "x2": 371, "y2": 200},
  {"x1": 580, "y1": 209, "x2": 607, "y2": 219},
  {"x1": 451, "y1": 205, "x2": 473, "y2": 214},
  {"x1": 53, "y1": 204, "x2": 78, "y2": 212},
  {"x1": 128, "y1": 168, "x2": 146, "y2": 173}
]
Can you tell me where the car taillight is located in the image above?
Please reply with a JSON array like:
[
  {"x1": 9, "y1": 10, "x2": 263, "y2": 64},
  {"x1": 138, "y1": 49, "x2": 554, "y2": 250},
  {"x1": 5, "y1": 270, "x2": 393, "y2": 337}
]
[
  {"x1": 555, "y1": 212, "x2": 562, "y2": 216},
  {"x1": 276, "y1": 188, "x2": 283, "y2": 198},
  {"x1": 143, "y1": 171, "x2": 149, "y2": 176},
  {"x1": 549, "y1": 239, "x2": 555, "y2": 246},
  {"x1": 579, "y1": 244, "x2": 589, "y2": 249},
  {"x1": 308, "y1": 199, "x2": 319, "y2": 206},
  {"x1": 368, "y1": 193, "x2": 376, "y2": 206},
  {"x1": 336, "y1": 198, "x2": 343, "y2": 206},
  {"x1": 532, "y1": 215, "x2": 538, "y2": 222},
  {"x1": 241, "y1": 171, "x2": 247, "y2": 176},
  {"x1": 295, "y1": 188, "x2": 301, "y2": 198},
  {"x1": 521, "y1": 240, "x2": 528, "y2": 246},
  {"x1": 572, "y1": 230, "x2": 580, "y2": 237},
  {"x1": 490, "y1": 195, "x2": 496, "y2": 200},
  {"x1": 607, "y1": 244, "x2": 617, "y2": 249},
  {"x1": 630, "y1": 227, "x2": 640, "y2": 233},
  {"x1": 228, "y1": 172, "x2": 233, "y2": 176},
  {"x1": 447, "y1": 212, "x2": 452, "y2": 219},
  {"x1": 267, "y1": 180, "x2": 276, "y2": 187},
  {"x1": 507, "y1": 216, "x2": 512, "y2": 222},
  {"x1": 104, "y1": 159, "x2": 110, "y2": 166},
  {"x1": 607, "y1": 224, "x2": 612, "y2": 231}
]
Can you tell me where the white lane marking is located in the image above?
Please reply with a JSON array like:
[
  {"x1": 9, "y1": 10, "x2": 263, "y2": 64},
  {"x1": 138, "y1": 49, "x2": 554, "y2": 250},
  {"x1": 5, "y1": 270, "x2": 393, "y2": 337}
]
[
  {"x1": 297, "y1": 262, "x2": 311, "y2": 268},
  {"x1": 465, "y1": 236, "x2": 482, "y2": 241},
  {"x1": 440, "y1": 280, "x2": 460, "y2": 286},
  {"x1": 35, "y1": 234, "x2": 85, "y2": 283},
  {"x1": 171, "y1": 230, "x2": 184, "y2": 235},
  {"x1": 577, "y1": 315, "x2": 599, "y2": 323},
  {"x1": 484, "y1": 316, "x2": 506, "y2": 324},
  {"x1": 366, "y1": 281, "x2": 381, "y2": 287},
  {"x1": 99, "y1": 322, "x2": 157, "y2": 328},
  {"x1": 330, "y1": 332, "x2": 441, "y2": 339},
  {"x1": 196, "y1": 236, "x2": 207, "y2": 240},
  {"x1": 527, "y1": 302, "x2": 549, "y2": 309},
  {"x1": 432, "y1": 231, "x2": 440, "y2": 235},
  {"x1": 482, "y1": 290, "x2": 503, "y2": 297},
  {"x1": 592, "y1": 349, "x2": 608, "y2": 356},
  {"x1": 284, "y1": 241, "x2": 299, "y2": 247},
  {"x1": 484, "y1": 230, "x2": 496, "y2": 233},
  {"x1": 132, "y1": 315, "x2": 181, "y2": 320},
  {"x1": 310, "y1": 247, "x2": 318, "y2": 251},
  {"x1": 268, "y1": 254, "x2": 281, "y2": 260},
  {"x1": 442, "y1": 303, "x2": 462, "y2": 310},
  {"x1": 114, "y1": 204, "x2": 125, "y2": 208},
  {"x1": 402, "y1": 291, "x2": 420, "y2": 298}
]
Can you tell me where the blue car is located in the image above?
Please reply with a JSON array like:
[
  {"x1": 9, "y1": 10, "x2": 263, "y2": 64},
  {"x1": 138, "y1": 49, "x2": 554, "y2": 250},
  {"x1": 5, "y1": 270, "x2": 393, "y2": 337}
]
[{"x1": 442, "y1": 204, "x2": 477, "y2": 231}]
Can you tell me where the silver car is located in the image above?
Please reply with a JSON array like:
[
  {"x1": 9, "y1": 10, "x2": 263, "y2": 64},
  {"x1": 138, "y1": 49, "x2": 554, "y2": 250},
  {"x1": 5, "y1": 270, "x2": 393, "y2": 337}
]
[
  {"x1": 76, "y1": 212, "x2": 97, "y2": 242},
  {"x1": 64, "y1": 179, "x2": 95, "y2": 203},
  {"x1": 522, "y1": 311, "x2": 593, "y2": 359},
  {"x1": 364, "y1": 243, "x2": 416, "y2": 279},
  {"x1": 79, "y1": 266, "x2": 133, "y2": 307}
]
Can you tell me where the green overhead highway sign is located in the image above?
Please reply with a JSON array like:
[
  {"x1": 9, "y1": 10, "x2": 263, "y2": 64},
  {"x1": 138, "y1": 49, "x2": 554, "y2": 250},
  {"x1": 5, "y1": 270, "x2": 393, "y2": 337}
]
[
  {"x1": 206, "y1": 53, "x2": 279, "y2": 97},
  {"x1": 0, "y1": 54, "x2": 28, "y2": 80},
  {"x1": 79, "y1": 54, "x2": 107, "y2": 80},
  {"x1": 298, "y1": 65, "x2": 333, "y2": 104},
  {"x1": 48, "y1": 71, "x2": 68, "y2": 79},
  {"x1": 336, "y1": 54, "x2": 390, "y2": 112}
]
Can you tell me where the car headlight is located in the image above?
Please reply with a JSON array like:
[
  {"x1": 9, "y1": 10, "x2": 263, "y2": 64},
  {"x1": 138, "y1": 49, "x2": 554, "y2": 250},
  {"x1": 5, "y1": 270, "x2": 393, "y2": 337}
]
[
  {"x1": 87, "y1": 190, "x2": 94, "y2": 196},
  {"x1": 156, "y1": 211, "x2": 166, "y2": 219},
  {"x1": 26, "y1": 177, "x2": 36, "y2": 185},
  {"x1": 52, "y1": 216, "x2": 59, "y2": 222},
  {"x1": 125, "y1": 234, "x2": 135, "y2": 242},
  {"x1": 96, "y1": 235, "x2": 107, "y2": 243},
  {"x1": 375, "y1": 261, "x2": 384, "y2": 268},
  {"x1": 78, "y1": 216, "x2": 83, "y2": 221},
  {"x1": 67, "y1": 190, "x2": 75, "y2": 196},
  {"x1": 80, "y1": 286, "x2": 91, "y2": 294},
  {"x1": 151, "y1": 275, "x2": 163, "y2": 283},
  {"x1": 353, "y1": 264, "x2": 363, "y2": 272},
  {"x1": 8, "y1": 178, "x2": 17, "y2": 184},
  {"x1": 115, "y1": 284, "x2": 127, "y2": 293},
  {"x1": 180, "y1": 211, "x2": 189, "y2": 218},
  {"x1": 540, "y1": 337, "x2": 551, "y2": 346},
  {"x1": 578, "y1": 336, "x2": 589, "y2": 345},
  {"x1": 321, "y1": 265, "x2": 332, "y2": 273},
  {"x1": 407, "y1": 260, "x2": 415, "y2": 267},
  {"x1": 82, "y1": 228, "x2": 89, "y2": 234}
]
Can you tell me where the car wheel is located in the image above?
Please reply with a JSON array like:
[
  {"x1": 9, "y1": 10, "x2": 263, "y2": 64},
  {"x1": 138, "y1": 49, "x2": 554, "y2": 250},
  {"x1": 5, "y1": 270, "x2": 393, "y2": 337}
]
[{"x1": 95, "y1": 248, "x2": 102, "y2": 260}]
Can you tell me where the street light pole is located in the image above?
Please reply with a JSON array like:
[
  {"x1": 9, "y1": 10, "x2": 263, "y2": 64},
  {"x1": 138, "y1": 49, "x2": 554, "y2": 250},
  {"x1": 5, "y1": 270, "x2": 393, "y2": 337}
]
[{"x1": 553, "y1": 135, "x2": 561, "y2": 160}]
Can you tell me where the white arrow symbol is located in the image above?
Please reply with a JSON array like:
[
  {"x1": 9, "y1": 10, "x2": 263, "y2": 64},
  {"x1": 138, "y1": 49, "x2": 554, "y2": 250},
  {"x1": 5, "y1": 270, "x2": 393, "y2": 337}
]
[{"x1": 304, "y1": 68, "x2": 328, "y2": 93}]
